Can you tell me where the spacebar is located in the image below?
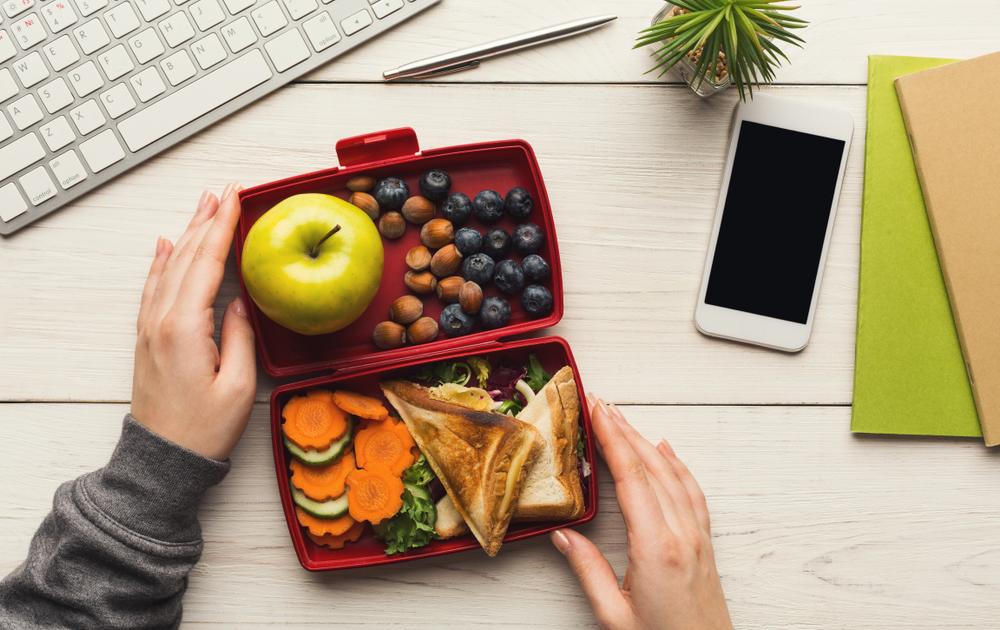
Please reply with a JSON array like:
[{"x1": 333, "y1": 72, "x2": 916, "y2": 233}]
[{"x1": 118, "y1": 50, "x2": 273, "y2": 153}]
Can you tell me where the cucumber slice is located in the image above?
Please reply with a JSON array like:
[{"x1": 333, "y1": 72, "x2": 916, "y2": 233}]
[
  {"x1": 291, "y1": 486, "x2": 349, "y2": 519},
  {"x1": 285, "y1": 420, "x2": 353, "y2": 466}
]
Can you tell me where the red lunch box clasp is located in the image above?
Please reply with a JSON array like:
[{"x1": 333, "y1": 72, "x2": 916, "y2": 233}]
[{"x1": 335, "y1": 127, "x2": 421, "y2": 168}]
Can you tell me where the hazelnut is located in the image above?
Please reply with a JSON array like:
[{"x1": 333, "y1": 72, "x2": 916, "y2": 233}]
[
  {"x1": 430, "y1": 243, "x2": 462, "y2": 277},
  {"x1": 420, "y1": 218, "x2": 454, "y2": 249},
  {"x1": 349, "y1": 191, "x2": 380, "y2": 221},
  {"x1": 373, "y1": 321, "x2": 406, "y2": 350},
  {"x1": 346, "y1": 175, "x2": 376, "y2": 193},
  {"x1": 404, "y1": 270, "x2": 437, "y2": 295},
  {"x1": 378, "y1": 211, "x2": 406, "y2": 240},
  {"x1": 459, "y1": 281, "x2": 483, "y2": 314},
  {"x1": 405, "y1": 245, "x2": 432, "y2": 272},
  {"x1": 436, "y1": 275, "x2": 464, "y2": 303},
  {"x1": 402, "y1": 195, "x2": 436, "y2": 225},
  {"x1": 407, "y1": 317, "x2": 439, "y2": 345},
  {"x1": 389, "y1": 295, "x2": 423, "y2": 325}
]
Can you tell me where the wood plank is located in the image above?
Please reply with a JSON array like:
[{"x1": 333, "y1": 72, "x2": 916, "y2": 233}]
[
  {"x1": 299, "y1": 0, "x2": 1000, "y2": 84},
  {"x1": 0, "y1": 84, "x2": 863, "y2": 404},
  {"x1": 1, "y1": 403, "x2": 997, "y2": 628}
]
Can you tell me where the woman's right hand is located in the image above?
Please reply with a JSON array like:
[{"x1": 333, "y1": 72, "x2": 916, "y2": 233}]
[{"x1": 550, "y1": 395, "x2": 732, "y2": 630}]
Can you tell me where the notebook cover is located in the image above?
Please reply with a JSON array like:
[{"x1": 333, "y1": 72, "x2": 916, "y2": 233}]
[
  {"x1": 851, "y1": 55, "x2": 980, "y2": 438},
  {"x1": 896, "y1": 51, "x2": 1000, "y2": 446}
]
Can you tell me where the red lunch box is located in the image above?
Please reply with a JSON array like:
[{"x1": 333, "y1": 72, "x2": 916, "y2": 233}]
[{"x1": 234, "y1": 128, "x2": 599, "y2": 571}]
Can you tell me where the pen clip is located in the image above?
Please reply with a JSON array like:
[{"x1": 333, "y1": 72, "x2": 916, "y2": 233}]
[{"x1": 387, "y1": 60, "x2": 481, "y2": 81}]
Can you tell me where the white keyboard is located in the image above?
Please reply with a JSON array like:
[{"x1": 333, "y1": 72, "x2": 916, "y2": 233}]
[{"x1": 0, "y1": 0, "x2": 440, "y2": 235}]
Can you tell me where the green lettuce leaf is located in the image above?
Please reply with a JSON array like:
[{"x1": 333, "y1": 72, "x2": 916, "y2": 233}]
[
  {"x1": 524, "y1": 354, "x2": 551, "y2": 393},
  {"x1": 402, "y1": 454, "x2": 435, "y2": 486}
]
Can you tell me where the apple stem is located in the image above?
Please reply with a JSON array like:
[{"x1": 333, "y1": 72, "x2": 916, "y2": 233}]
[{"x1": 310, "y1": 225, "x2": 342, "y2": 258}]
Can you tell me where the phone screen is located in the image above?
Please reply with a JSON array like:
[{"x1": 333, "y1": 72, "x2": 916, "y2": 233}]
[{"x1": 704, "y1": 121, "x2": 847, "y2": 324}]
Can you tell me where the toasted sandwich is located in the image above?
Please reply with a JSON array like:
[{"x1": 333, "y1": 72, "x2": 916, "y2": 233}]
[{"x1": 380, "y1": 380, "x2": 541, "y2": 557}]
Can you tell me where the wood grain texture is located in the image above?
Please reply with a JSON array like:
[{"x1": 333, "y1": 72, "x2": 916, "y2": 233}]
[
  {"x1": 297, "y1": 0, "x2": 1000, "y2": 85},
  {"x1": 0, "y1": 84, "x2": 863, "y2": 404},
  {"x1": 1, "y1": 403, "x2": 997, "y2": 629}
]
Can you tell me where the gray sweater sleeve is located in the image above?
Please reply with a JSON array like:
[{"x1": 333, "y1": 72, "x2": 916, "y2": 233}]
[{"x1": 0, "y1": 415, "x2": 229, "y2": 629}]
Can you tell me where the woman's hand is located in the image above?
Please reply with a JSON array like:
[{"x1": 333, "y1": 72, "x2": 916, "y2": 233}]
[
  {"x1": 131, "y1": 185, "x2": 257, "y2": 461},
  {"x1": 551, "y1": 395, "x2": 732, "y2": 630}
]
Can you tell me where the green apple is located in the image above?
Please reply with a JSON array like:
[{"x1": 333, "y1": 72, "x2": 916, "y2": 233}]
[{"x1": 241, "y1": 193, "x2": 384, "y2": 336}]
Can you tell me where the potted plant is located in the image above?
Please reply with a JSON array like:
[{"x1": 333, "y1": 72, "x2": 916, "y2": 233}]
[{"x1": 636, "y1": 0, "x2": 807, "y2": 100}]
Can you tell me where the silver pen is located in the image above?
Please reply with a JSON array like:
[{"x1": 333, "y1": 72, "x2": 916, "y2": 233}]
[{"x1": 383, "y1": 14, "x2": 618, "y2": 81}]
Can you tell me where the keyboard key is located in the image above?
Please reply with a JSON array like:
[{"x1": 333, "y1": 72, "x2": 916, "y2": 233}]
[
  {"x1": 265, "y1": 28, "x2": 308, "y2": 72},
  {"x1": 19, "y1": 165, "x2": 57, "y2": 205},
  {"x1": 340, "y1": 9, "x2": 371, "y2": 36},
  {"x1": 221, "y1": 16, "x2": 256, "y2": 53},
  {"x1": 8, "y1": 93, "x2": 42, "y2": 128},
  {"x1": 69, "y1": 98, "x2": 105, "y2": 134},
  {"x1": 42, "y1": 1, "x2": 78, "y2": 33},
  {"x1": 0, "y1": 183, "x2": 28, "y2": 222},
  {"x1": 49, "y1": 150, "x2": 88, "y2": 189},
  {"x1": 12, "y1": 51, "x2": 48, "y2": 88},
  {"x1": 39, "y1": 115, "x2": 75, "y2": 150},
  {"x1": 2, "y1": 0, "x2": 33, "y2": 18},
  {"x1": 158, "y1": 11, "x2": 194, "y2": 47},
  {"x1": 223, "y1": 0, "x2": 254, "y2": 14},
  {"x1": 43, "y1": 35, "x2": 81, "y2": 71},
  {"x1": 0, "y1": 113, "x2": 12, "y2": 141},
  {"x1": 0, "y1": 68, "x2": 19, "y2": 101},
  {"x1": 129, "y1": 66, "x2": 165, "y2": 102},
  {"x1": 0, "y1": 132, "x2": 45, "y2": 180},
  {"x1": 281, "y1": 0, "x2": 316, "y2": 21},
  {"x1": 128, "y1": 27, "x2": 164, "y2": 63},
  {"x1": 68, "y1": 60, "x2": 104, "y2": 96},
  {"x1": 134, "y1": 0, "x2": 169, "y2": 21},
  {"x1": 160, "y1": 49, "x2": 195, "y2": 85},
  {"x1": 73, "y1": 19, "x2": 110, "y2": 54},
  {"x1": 79, "y1": 128, "x2": 124, "y2": 172},
  {"x1": 191, "y1": 33, "x2": 225, "y2": 69},
  {"x1": 119, "y1": 50, "x2": 272, "y2": 152},
  {"x1": 0, "y1": 30, "x2": 16, "y2": 63},
  {"x1": 98, "y1": 44, "x2": 135, "y2": 80},
  {"x1": 370, "y1": 0, "x2": 402, "y2": 20},
  {"x1": 105, "y1": 2, "x2": 140, "y2": 38},
  {"x1": 190, "y1": 0, "x2": 224, "y2": 31},
  {"x1": 39, "y1": 77, "x2": 74, "y2": 113},
  {"x1": 100, "y1": 83, "x2": 136, "y2": 118},
  {"x1": 12, "y1": 13, "x2": 47, "y2": 49},
  {"x1": 252, "y1": 1, "x2": 286, "y2": 37},
  {"x1": 303, "y1": 11, "x2": 339, "y2": 52},
  {"x1": 72, "y1": 0, "x2": 106, "y2": 17}
]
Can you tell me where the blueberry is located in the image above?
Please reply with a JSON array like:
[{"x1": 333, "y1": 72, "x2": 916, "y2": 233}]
[
  {"x1": 439, "y1": 303, "x2": 475, "y2": 336},
  {"x1": 504, "y1": 187, "x2": 534, "y2": 220},
  {"x1": 482, "y1": 228, "x2": 511, "y2": 259},
  {"x1": 512, "y1": 223, "x2": 545, "y2": 255},
  {"x1": 522, "y1": 254, "x2": 551, "y2": 283},
  {"x1": 461, "y1": 253, "x2": 496, "y2": 286},
  {"x1": 440, "y1": 192, "x2": 472, "y2": 225},
  {"x1": 454, "y1": 227, "x2": 483, "y2": 256},
  {"x1": 522, "y1": 285, "x2": 554, "y2": 318},
  {"x1": 473, "y1": 190, "x2": 505, "y2": 224},
  {"x1": 419, "y1": 169, "x2": 452, "y2": 202},
  {"x1": 480, "y1": 296, "x2": 512, "y2": 329},
  {"x1": 493, "y1": 259, "x2": 525, "y2": 295},
  {"x1": 373, "y1": 177, "x2": 409, "y2": 211}
]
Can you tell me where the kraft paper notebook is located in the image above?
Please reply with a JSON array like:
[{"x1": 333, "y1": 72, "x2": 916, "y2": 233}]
[
  {"x1": 851, "y1": 55, "x2": 981, "y2": 438},
  {"x1": 896, "y1": 51, "x2": 1000, "y2": 446}
]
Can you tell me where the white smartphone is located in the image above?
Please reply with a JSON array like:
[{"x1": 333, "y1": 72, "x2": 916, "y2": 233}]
[{"x1": 695, "y1": 94, "x2": 854, "y2": 352}]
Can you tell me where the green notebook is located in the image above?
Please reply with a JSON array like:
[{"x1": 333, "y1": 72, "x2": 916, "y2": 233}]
[{"x1": 851, "y1": 55, "x2": 980, "y2": 437}]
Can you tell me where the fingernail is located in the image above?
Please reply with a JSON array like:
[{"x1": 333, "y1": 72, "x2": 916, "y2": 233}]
[
  {"x1": 232, "y1": 297, "x2": 247, "y2": 317},
  {"x1": 155, "y1": 236, "x2": 163, "y2": 254},
  {"x1": 586, "y1": 392, "x2": 597, "y2": 409},
  {"x1": 551, "y1": 529, "x2": 571, "y2": 554},
  {"x1": 221, "y1": 183, "x2": 234, "y2": 200},
  {"x1": 197, "y1": 189, "x2": 211, "y2": 208}
]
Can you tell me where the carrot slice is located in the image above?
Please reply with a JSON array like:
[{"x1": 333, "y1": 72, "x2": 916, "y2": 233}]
[
  {"x1": 333, "y1": 390, "x2": 389, "y2": 421},
  {"x1": 306, "y1": 521, "x2": 367, "y2": 550},
  {"x1": 290, "y1": 451, "x2": 356, "y2": 501},
  {"x1": 354, "y1": 418, "x2": 416, "y2": 476},
  {"x1": 346, "y1": 468, "x2": 404, "y2": 525},
  {"x1": 295, "y1": 507, "x2": 357, "y2": 537},
  {"x1": 282, "y1": 390, "x2": 349, "y2": 450}
]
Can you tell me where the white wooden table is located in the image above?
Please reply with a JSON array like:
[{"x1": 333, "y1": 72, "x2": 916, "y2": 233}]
[{"x1": 3, "y1": 1, "x2": 1000, "y2": 627}]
